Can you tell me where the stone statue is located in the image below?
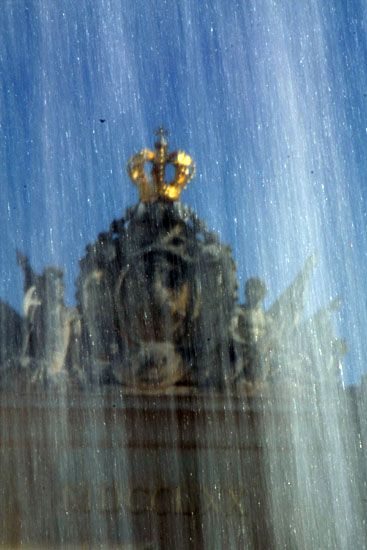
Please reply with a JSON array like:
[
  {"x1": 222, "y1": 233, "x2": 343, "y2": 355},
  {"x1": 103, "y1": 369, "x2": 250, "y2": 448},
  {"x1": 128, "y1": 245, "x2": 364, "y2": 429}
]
[
  {"x1": 77, "y1": 199, "x2": 237, "y2": 390},
  {"x1": 74, "y1": 132, "x2": 239, "y2": 390},
  {"x1": 0, "y1": 134, "x2": 344, "y2": 395},
  {"x1": 17, "y1": 251, "x2": 78, "y2": 385},
  {"x1": 232, "y1": 256, "x2": 345, "y2": 392},
  {"x1": 232, "y1": 278, "x2": 274, "y2": 392}
]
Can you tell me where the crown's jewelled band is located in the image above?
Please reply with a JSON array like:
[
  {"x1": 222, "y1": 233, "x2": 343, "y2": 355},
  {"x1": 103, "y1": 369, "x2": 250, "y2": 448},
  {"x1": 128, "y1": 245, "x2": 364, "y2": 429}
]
[{"x1": 127, "y1": 135, "x2": 195, "y2": 203}]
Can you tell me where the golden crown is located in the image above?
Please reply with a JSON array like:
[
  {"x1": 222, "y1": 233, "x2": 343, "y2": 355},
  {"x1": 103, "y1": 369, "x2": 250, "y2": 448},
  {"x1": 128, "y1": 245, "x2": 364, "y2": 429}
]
[{"x1": 127, "y1": 128, "x2": 196, "y2": 203}]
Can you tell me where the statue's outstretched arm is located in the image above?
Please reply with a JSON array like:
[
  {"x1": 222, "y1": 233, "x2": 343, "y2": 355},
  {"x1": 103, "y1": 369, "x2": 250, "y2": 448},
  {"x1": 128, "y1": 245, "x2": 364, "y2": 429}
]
[{"x1": 16, "y1": 250, "x2": 37, "y2": 292}]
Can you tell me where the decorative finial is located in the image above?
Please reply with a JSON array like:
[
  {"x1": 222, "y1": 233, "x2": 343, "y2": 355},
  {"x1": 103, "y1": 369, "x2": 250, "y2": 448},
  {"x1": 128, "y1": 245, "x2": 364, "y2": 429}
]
[
  {"x1": 127, "y1": 128, "x2": 195, "y2": 203},
  {"x1": 154, "y1": 126, "x2": 168, "y2": 147}
]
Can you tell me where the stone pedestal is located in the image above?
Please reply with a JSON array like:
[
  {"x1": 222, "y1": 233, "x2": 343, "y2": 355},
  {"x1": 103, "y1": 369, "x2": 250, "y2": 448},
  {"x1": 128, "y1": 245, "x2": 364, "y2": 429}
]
[
  {"x1": 0, "y1": 390, "x2": 311, "y2": 548},
  {"x1": 0, "y1": 391, "x2": 281, "y2": 548}
]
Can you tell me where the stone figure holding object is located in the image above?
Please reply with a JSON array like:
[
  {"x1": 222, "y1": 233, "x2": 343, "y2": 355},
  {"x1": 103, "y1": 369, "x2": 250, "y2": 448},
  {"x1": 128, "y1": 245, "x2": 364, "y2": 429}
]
[{"x1": 17, "y1": 251, "x2": 77, "y2": 384}]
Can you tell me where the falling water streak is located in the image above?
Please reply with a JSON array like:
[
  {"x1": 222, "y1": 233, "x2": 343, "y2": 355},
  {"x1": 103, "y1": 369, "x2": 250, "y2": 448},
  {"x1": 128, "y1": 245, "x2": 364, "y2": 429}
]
[{"x1": 0, "y1": 0, "x2": 366, "y2": 548}]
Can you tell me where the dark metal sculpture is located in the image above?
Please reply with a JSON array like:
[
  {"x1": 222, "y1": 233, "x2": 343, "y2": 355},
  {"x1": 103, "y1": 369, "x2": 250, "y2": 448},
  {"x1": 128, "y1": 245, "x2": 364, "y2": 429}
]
[
  {"x1": 76, "y1": 200, "x2": 238, "y2": 390},
  {"x1": 0, "y1": 133, "x2": 345, "y2": 393}
]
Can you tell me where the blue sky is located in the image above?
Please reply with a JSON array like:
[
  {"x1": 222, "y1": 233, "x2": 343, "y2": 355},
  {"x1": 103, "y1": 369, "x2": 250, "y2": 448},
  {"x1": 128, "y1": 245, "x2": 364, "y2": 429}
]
[{"x1": 1, "y1": 0, "x2": 367, "y2": 383}]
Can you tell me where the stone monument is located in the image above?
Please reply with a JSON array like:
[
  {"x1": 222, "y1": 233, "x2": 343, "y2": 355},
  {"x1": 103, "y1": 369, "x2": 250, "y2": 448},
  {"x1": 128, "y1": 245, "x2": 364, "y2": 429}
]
[{"x1": 0, "y1": 130, "x2": 346, "y2": 547}]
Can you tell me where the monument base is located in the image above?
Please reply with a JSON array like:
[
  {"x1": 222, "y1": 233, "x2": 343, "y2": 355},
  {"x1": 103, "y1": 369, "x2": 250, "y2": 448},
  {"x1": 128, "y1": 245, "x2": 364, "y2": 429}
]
[
  {"x1": 0, "y1": 389, "x2": 305, "y2": 548},
  {"x1": 0, "y1": 390, "x2": 284, "y2": 548}
]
